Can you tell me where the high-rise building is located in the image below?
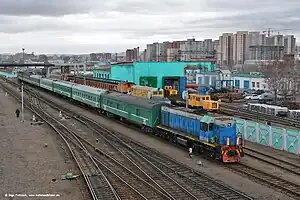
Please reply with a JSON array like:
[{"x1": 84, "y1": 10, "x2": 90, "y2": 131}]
[
  {"x1": 217, "y1": 33, "x2": 234, "y2": 66},
  {"x1": 267, "y1": 35, "x2": 284, "y2": 46},
  {"x1": 125, "y1": 48, "x2": 138, "y2": 61},
  {"x1": 283, "y1": 35, "x2": 296, "y2": 55},
  {"x1": 248, "y1": 32, "x2": 266, "y2": 46},
  {"x1": 249, "y1": 45, "x2": 284, "y2": 60},
  {"x1": 180, "y1": 38, "x2": 215, "y2": 61},
  {"x1": 233, "y1": 31, "x2": 249, "y2": 64},
  {"x1": 146, "y1": 44, "x2": 156, "y2": 61},
  {"x1": 167, "y1": 41, "x2": 180, "y2": 62}
]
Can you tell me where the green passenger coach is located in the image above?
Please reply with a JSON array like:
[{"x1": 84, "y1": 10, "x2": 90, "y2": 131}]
[
  {"x1": 72, "y1": 84, "x2": 107, "y2": 108},
  {"x1": 53, "y1": 81, "x2": 73, "y2": 98},
  {"x1": 101, "y1": 92, "x2": 163, "y2": 128}
]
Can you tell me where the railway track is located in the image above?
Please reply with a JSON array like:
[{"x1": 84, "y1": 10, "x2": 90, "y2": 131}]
[
  {"x1": 4, "y1": 78, "x2": 255, "y2": 200},
  {"x1": 226, "y1": 163, "x2": 300, "y2": 199},
  {"x1": 220, "y1": 104, "x2": 300, "y2": 128},
  {"x1": 125, "y1": 141, "x2": 254, "y2": 200},
  {"x1": 1, "y1": 80, "x2": 168, "y2": 200},
  {"x1": 244, "y1": 147, "x2": 300, "y2": 176},
  {"x1": 78, "y1": 118, "x2": 203, "y2": 200},
  {"x1": 0, "y1": 81, "x2": 121, "y2": 200},
  {"x1": 72, "y1": 115, "x2": 254, "y2": 200}
]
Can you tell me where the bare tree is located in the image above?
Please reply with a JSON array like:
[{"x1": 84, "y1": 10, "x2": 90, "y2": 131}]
[
  {"x1": 279, "y1": 63, "x2": 294, "y2": 100},
  {"x1": 261, "y1": 59, "x2": 300, "y2": 103},
  {"x1": 260, "y1": 60, "x2": 285, "y2": 104}
]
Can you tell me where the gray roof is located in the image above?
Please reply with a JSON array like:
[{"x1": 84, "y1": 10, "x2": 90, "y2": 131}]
[
  {"x1": 104, "y1": 92, "x2": 163, "y2": 109},
  {"x1": 54, "y1": 80, "x2": 74, "y2": 87},
  {"x1": 72, "y1": 84, "x2": 107, "y2": 95}
]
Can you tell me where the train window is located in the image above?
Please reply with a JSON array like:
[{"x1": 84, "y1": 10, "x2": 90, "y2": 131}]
[
  {"x1": 202, "y1": 97, "x2": 206, "y2": 100},
  {"x1": 200, "y1": 122, "x2": 208, "y2": 132},
  {"x1": 136, "y1": 109, "x2": 140, "y2": 116},
  {"x1": 206, "y1": 97, "x2": 209, "y2": 100},
  {"x1": 209, "y1": 123, "x2": 215, "y2": 130}
]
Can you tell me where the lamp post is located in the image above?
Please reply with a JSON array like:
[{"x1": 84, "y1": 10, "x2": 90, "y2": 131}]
[
  {"x1": 21, "y1": 82, "x2": 24, "y2": 122},
  {"x1": 22, "y1": 48, "x2": 25, "y2": 64}
]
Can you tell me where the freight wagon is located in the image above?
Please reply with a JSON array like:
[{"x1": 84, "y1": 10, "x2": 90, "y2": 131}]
[{"x1": 74, "y1": 75, "x2": 135, "y2": 93}]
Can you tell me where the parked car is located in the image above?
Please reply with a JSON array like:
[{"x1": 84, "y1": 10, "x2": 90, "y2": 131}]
[{"x1": 245, "y1": 94, "x2": 261, "y2": 100}]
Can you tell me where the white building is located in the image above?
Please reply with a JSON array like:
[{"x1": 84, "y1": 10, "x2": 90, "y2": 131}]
[
  {"x1": 195, "y1": 69, "x2": 232, "y2": 88},
  {"x1": 232, "y1": 73, "x2": 268, "y2": 90}
]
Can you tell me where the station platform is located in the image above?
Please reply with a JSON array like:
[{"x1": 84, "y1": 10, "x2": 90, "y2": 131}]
[
  {"x1": 0, "y1": 85, "x2": 85, "y2": 199},
  {"x1": 0, "y1": 71, "x2": 17, "y2": 78}
]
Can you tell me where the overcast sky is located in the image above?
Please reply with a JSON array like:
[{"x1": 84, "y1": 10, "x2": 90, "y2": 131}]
[{"x1": 0, "y1": 0, "x2": 299, "y2": 54}]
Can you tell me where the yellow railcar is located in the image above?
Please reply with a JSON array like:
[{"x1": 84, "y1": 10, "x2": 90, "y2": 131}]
[
  {"x1": 188, "y1": 94, "x2": 219, "y2": 111},
  {"x1": 164, "y1": 86, "x2": 178, "y2": 97},
  {"x1": 131, "y1": 86, "x2": 164, "y2": 99}
]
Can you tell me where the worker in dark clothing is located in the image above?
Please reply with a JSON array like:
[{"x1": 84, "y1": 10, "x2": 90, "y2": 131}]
[{"x1": 15, "y1": 109, "x2": 20, "y2": 118}]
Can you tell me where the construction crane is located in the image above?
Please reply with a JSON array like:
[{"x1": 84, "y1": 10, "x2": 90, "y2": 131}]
[{"x1": 262, "y1": 28, "x2": 292, "y2": 37}]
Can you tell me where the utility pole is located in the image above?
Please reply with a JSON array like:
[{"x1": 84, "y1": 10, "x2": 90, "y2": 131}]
[
  {"x1": 21, "y1": 82, "x2": 24, "y2": 122},
  {"x1": 84, "y1": 57, "x2": 87, "y2": 85}
]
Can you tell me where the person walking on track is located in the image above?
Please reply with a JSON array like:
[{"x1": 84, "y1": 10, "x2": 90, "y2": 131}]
[{"x1": 15, "y1": 109, "x2": 20, "y2": 118}]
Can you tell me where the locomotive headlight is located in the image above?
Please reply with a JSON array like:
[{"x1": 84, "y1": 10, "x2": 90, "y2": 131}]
[
  {"x1": 236, "y1": 137, "x2": 240, "y2": 145},
  {"x1": 226, "y1": 137, "x2": 230, "y2": 146}
]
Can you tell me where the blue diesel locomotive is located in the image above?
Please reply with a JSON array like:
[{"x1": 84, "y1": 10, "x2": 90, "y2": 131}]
[
  {"x1": 17, "y1": 74, "x2": 244, "y2": 162},
  {"x1": 159, "y1": 106, "x2": 243, "y2": 162}
]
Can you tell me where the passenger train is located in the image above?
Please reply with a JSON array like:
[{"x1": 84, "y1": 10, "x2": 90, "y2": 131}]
[{"x1": 17, "y1": 73, "x2": 244, "y2": 163}]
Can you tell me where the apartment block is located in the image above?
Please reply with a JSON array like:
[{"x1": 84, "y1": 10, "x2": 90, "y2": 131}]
[
  {"x1": 267, "y1": 35, "x2": 284, "y2": 46},
  {"x1": 284, "y1": 35, "x2": 296, "y2": 55},
  {"x1": 180, "y1": 38, "x2": 215, "y2": 61},
  {"x1": 217, "y1": 33, "x2": 234, "y2": 66},
  {"x1": 125, "y1": 47, "x2": 139, "y2": 61},
  {"x1": 89, "y1": 53, "x2": 112, "y2": 61},
  {"x1": 233, "y1": 31, "x2": 249, "y2": 64},
  {"x1": 249, "y1": 45, "x2": 284, "y2": 60},
  {"x1": 167, "y1": 41, "x2": 180, "y2": 62},
  {"x1": 248, "y1": 32, "x2": 266, "y2": 45}
]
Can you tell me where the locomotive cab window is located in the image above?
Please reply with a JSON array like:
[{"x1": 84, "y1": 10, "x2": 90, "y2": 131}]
[
  {"x1": 209, "y1": 123, "x2": 215, "y2": 130},
  {"x1": 200, "y1": 122, "x2": 208, "y2": 132}
]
